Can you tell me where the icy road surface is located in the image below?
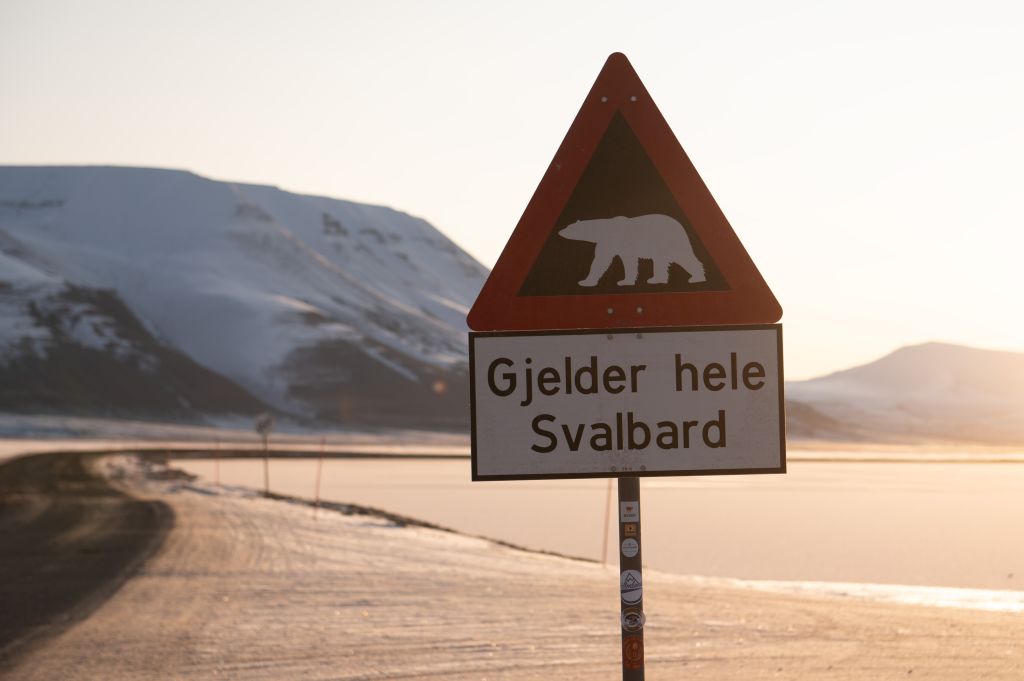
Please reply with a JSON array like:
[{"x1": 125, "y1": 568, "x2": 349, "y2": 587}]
[{"x1": 3, "y1": 456, "x2": 1022, "y2": 680}]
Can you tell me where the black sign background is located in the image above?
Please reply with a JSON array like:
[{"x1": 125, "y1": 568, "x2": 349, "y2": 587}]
[{"x1": 518, "y1": 113, "x2": 729, "y2": 297}]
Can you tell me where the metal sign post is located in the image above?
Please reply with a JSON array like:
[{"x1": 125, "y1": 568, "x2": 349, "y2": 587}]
[{"x1": 618, "y1": 477, "x2": 645, "y2": 677}]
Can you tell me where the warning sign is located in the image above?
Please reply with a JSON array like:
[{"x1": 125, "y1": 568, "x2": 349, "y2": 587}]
[
  {"x1": 468, "y1": 54, "x2": 785, "y2": 677},
  {"x1": 517, "y1": 115, "x2": 728, "y2": 297},
  {"x1": 467, "y1": 53, "x2": 781, "y2": 331},
  {"x1": 470, "y1": 324, "x2": 784, "y2": 480}
]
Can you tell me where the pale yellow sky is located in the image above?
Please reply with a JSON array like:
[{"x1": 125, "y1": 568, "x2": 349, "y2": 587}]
[{"x1": 2, "y1": 0, "x2": 1022, "y2": 379}]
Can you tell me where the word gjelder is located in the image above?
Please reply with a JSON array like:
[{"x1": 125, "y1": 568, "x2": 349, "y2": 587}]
[{"x1": 487, "y1": 356, "x2": 647, "y2": 407}]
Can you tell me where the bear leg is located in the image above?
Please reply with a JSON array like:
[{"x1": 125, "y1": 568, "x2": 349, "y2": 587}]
[
  {"x1": 675, "y1": 253, "x2": 706, "y2": 284},
  {"x1": 579, "y1": 248, "x2": 616, "y2": 287},
  {"x1": 647, "y1": 259, "x2": 670, "y2": 285},
  {"x1": 617, "y1": 257, "x2": 639, "y2": 286}
]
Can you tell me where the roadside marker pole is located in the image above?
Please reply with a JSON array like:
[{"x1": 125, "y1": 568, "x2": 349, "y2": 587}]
[
  {"x1": 314, "y1": 436, "x2": 324, "y2": 519},
  {"x1": 214, "y1": 438, "x2": 220, "y2": 490},
  {"x1": 255, "y1": 413, "x2": 275, "y2": 497},
  {"x1": 618, "y1": 477, "x2": 645, "y2": 678},
  {"x1": 602, "y1": 477, "x2": 613, "y2": 565},
  {"x1": 262, "y1": 434, "x2": 269, "y2": 497}
]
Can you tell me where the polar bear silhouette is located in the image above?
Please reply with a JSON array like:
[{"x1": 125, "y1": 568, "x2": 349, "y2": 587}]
[{"x1": 558, "y1": 214, "x2": 706, "y2": 287}]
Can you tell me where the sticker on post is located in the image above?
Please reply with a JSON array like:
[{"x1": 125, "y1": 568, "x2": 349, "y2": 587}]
[
  {"x1": 623, "y1": 523, "x2": 638, "y2": 537},
  {"x1": 621, "y1": 538, "x2": 639, "y2": 558},
  {"x1": 620, "y1": 501, "x2": 639, "y2": 522},
  {"x1": 621, "y1": 609, "x2": 645, "y2": 632},
  {"x1": 620, "y1": 570, "x2": 642, "y2": 604},
  {"x1": 623, "y1": 635, "x2": 644, "y2": 670}
]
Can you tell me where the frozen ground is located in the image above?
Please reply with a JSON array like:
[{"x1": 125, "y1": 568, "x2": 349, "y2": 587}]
[
  {"x1": 1, "y1": 454, "x2": 1022, "y2": 680},
  {"x1": 175, "y1": 456, "x2": 1024, "y2": 594}
]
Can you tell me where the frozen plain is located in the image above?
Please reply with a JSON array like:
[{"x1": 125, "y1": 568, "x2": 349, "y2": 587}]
[{"x1": 177, "y1": 456, "x2": 1024, "y2": 595}]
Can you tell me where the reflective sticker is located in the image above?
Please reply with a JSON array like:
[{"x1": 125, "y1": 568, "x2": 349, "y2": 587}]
[
  {"x1": 621, "y1": 608, "x2": 646, "y2": 632},
  {"x1": 621, "y1": 537, "x2": 639, "y2": 558},
  {"x1": 620, "y1": 569, "x2": 642, "y2": 604},
  {"x1": 623, "y1": 634, "x2": 644, "y2": 669},
  {"x1": 623, "y1": 522, "x2": 638, "y2": 537}
]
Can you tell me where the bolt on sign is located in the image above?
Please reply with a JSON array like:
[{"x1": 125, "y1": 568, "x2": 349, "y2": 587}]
[{"x1": 468, "y1": 53, "x2": 786, "y2": 679}]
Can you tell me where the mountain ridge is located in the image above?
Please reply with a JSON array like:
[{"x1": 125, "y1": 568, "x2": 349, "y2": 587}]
[{"x1": 0, "y1": 165, "x2": 486, "y2": 428}]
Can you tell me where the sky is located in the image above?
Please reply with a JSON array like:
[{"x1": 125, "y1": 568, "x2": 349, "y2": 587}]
[{"x1": 2, "y1": 0, "x2": 1022, "y2": 379}]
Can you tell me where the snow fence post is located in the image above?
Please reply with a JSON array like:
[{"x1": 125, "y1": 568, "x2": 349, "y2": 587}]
[
  {"x1": 254, "y1": 413, "x2": 275, "y2": 497},
  {"x1": 313, "y1": 436, "x2": 324, "y2": 519}
]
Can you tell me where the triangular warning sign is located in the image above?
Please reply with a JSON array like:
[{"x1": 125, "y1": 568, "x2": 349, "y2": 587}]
[{"x1": 468, "y1": 53, "x2": 782, "y2": 331}]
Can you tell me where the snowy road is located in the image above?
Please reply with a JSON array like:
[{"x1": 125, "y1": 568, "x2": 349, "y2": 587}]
[
  {"x1": 1, "y1": 454, "x2": 1022, "y2": 679},
  {"x1": 0, "y1": 453, "x2": 170, "y2": 658}
]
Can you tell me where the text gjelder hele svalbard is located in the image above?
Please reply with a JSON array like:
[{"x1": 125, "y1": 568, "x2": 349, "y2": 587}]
[{"x1": 484, "y1": 353, "x2": 767, "y2": 453}]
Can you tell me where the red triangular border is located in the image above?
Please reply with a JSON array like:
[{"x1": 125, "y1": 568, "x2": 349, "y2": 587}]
[{"x1": 467, "y1": 53, "x2": 782, "y2": 331}]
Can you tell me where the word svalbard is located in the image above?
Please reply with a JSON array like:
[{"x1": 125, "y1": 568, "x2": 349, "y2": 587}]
[{"x1": 531, "y1": 409, "x2": 727, "y2": 453}]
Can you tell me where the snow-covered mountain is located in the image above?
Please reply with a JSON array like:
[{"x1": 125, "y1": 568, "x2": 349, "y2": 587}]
[
  {"x1": 0, "y1": 166, "x2": 487, "y2": 428},
  {"x1": 786, "y1": 342, "x2": 1024, "y2": 446}
]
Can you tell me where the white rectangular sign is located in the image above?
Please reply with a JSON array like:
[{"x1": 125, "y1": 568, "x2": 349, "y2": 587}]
[{"x1": 470, "y1": 325, "x2": 784, "y2": 480}]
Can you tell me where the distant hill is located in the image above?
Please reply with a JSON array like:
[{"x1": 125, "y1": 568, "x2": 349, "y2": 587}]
[
  {"x1": 786, "y1": 342, "x2": 1024, "y2": 446},
  {"x1": 0, "y1": 166, "x2": 487, "y2": 428}
]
